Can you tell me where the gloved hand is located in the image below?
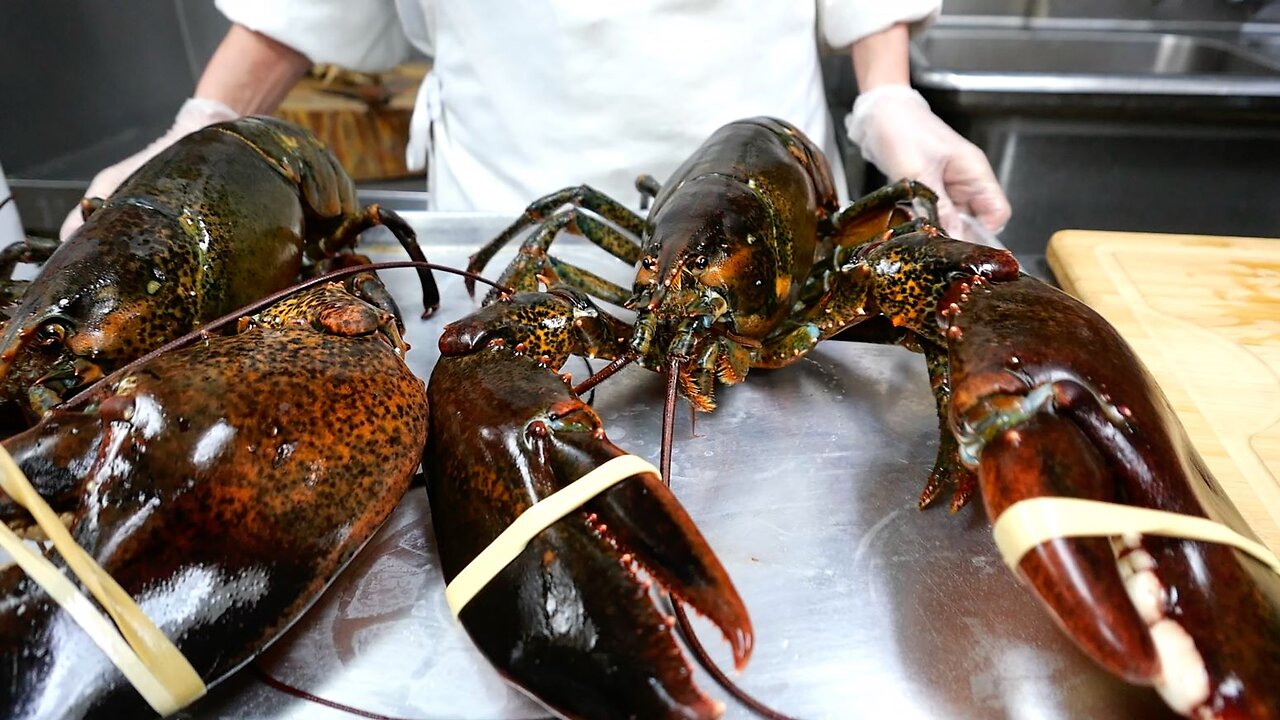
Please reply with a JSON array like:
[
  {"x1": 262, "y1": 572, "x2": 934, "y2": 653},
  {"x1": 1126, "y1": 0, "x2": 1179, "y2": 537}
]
[
  {"x1": 846, "y1": 85, "x2": 1011, "y2": 244},
  {"x1": 59, "y1": 97, "x2": 239, "y2": 240}
]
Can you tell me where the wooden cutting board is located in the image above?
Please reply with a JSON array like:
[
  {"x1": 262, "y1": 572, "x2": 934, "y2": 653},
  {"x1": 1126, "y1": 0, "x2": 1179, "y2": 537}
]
[
  {"x1": 1047, "y1": 230, "x2": 1280, "y2": 554},
  {"x1": 274, "y1": 62, "x2": 429, "y2": 182}
]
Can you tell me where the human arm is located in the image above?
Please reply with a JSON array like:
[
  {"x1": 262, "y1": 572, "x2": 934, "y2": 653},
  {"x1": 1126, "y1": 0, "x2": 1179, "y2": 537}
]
[
  {"x1": 61, "y1": 0, "x2": 413, "y2": 239},
  {"x1": 59, "y1": 24, "x2": 309, "y2": 239},
  {"x1": 844, "y1": 22, "x2": 1012, "y2": 239},
  {"x1": 193, "y1": 23, "x2": 312, "y2": 115}
]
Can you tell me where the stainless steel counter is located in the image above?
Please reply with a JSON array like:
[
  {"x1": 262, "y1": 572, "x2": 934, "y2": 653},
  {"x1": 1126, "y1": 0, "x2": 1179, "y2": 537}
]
[{"x1": 180, "y1": 214, "x2": 1177, "y2": 720}]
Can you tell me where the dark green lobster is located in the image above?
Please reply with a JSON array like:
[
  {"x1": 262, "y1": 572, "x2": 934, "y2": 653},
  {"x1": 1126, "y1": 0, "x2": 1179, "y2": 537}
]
[
  {"x1": 0, "y1": 116, "x2": 438, "y2": 431},
  {"x1": 460, "y1": 116, "x2": 1280, "y2": 718}
]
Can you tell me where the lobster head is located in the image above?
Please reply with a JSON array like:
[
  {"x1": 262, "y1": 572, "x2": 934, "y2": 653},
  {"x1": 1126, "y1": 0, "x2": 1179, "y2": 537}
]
[
  {"x1": 0, "y1": 300, "x2": 111, "y2": 422},
  {"x1": 627, "y1": 175, "x2": 792, "y2": 409}
]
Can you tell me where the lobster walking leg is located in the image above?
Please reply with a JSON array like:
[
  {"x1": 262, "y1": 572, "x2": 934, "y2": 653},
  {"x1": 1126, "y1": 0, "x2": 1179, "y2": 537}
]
[
  {"x1": 314, "y1": 204, "x2": 440, "y2": 317},
  {"x1": 828, "y1": 178, "x2": 939, "y2": 250},
  {"x1": 0, "y1": 236, "x2": 59, "y2": 282},
  {"x1": 466, "y1": 185, "x2": 648, "y2": 302}
]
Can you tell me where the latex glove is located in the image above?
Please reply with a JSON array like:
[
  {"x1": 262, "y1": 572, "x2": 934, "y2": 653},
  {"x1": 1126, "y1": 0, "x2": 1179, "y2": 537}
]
[
  {"x1": 1, "y1": 163, "x2": 23, "y2": 249},
  {"x1": 59, "y1": 97, "x2": 239, "y2": 240},
  {"x1": 846, "y1": 85, "x2": 1011, "y2": 243}
]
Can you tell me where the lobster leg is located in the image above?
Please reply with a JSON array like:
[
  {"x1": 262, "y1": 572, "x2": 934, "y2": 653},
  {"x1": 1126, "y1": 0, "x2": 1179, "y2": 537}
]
[
  {"x1": 636, "y1": 173, "x2": 662, "y2": 210},
  {"x1": 317, "y1": 204, "x2": 440, "y2": 317},
  {"x1": 917, "y1": 341, "x2": 978, "y2": 511},
  {"x1": 467, "y1": 185, "x2": 648, "y2": 299},
  {"x1": 78, "y1": 197, "x2": 104, "y2": 222},
  {"x1": 0, "y1": 236, "x2": 60, "y2": 315},
  {"x1": 476, "y1": 211, "x2": 640, "y2": 306},
  {"x1": 0, "y1": 236, "x2": 59, "y2": 280},
  {"x1": 828, "y1": 178, "x2": 939, "y2": 247},
  {"x1": 827, "y1": 317, "x2": 978, "y2": 511}
]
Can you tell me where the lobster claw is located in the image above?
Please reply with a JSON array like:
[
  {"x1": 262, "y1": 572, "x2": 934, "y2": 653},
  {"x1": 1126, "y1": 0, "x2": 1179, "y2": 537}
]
[
  {"x1": 426, "y1": 349, "x2": 751, "y2": 719},
  {"x1": 946, "y1": 275, "x2": 1280, "y2": 719},
  {"x1": 0, "y1": 284, "x2": 429, "y2": 718}
]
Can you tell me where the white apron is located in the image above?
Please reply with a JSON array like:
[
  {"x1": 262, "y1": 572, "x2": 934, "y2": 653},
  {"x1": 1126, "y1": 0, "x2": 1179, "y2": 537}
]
[
  {"x1": 218, "y1": 0, "x2": 942, "y2": 211},
  {"x1": 416, "y1": 0, "x2": 842, "y2": 211}
]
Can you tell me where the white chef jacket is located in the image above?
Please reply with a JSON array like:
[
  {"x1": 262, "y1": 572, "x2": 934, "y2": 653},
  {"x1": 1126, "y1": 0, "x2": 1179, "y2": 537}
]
[
  {"x1": 217, "y1": 0, "x2": 939, "y2": 212},
  {"x1": 0, "y1": 163, "x2": 23, "y2": 249}
]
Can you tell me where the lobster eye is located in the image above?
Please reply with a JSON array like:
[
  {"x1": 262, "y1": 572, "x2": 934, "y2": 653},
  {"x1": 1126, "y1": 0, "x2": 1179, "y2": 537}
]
[
  {"x1": 35, "y1": 322, "x2": 68, "y2": 346},
  {"x1": 690, "y1": 255, "x2": 709, "y2": 270},
  {"x1": 641, "y1": 256, "x2": 658, "y2": 271}
]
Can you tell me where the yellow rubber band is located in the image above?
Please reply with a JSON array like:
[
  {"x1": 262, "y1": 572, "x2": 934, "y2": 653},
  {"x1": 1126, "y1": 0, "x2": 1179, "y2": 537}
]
[
  {"x1": 444, "y1": 454, "x2": 660, "y2": 616},
  {"x1": 992, "y1": 497, "x2": 1280, "y2": 577},
  {"x1": 0, "y1": 446, "x2": 206, "y2": 715}
]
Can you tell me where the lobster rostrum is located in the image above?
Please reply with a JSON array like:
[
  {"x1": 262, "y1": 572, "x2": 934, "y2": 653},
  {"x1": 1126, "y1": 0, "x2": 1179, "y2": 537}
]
[
  {"x1": 0, "y1": 116, "x2": 438, "y2": 430},
  {"x1": 0, "y1": 282, "x2": 428, "y2": 719},
  {"x1": 428, "y1": 289, "x2": 753, "y2": 720},
  {"x1": 464, "y1": 117, "x2": 1279, "y2": 717}
]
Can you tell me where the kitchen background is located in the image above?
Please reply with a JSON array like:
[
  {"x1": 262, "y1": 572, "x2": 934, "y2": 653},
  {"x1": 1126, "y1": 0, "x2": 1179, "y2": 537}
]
[{"x1": 2, "y1": 0, "x2": 1279, "y2": 269}]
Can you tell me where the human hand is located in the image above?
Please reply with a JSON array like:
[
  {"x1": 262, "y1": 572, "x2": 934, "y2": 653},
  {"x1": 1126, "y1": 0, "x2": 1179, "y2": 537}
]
[
  {"x1": 59, "y1": 97, "x2": 239, "y2": 240},
  {"x1": 845, "y1": 85, "x2": 1011, "y2": 244}
]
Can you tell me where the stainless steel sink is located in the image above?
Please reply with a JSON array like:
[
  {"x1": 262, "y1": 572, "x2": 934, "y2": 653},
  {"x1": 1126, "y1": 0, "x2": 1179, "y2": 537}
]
[
  {"x1": 913, "y1": 27, "x2": 1280, "y2": 95},
  {"x1": 896, "y1": 25, "x2": 1280, "y2": 259},
  {"x1": 1243, "y1": 32, "x2": 1280, "y2": 64}
]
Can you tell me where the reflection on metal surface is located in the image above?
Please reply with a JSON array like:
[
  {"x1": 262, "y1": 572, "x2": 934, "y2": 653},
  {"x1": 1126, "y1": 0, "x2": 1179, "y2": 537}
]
[
  {"x1": 183, "y1": 214, "x2": 1178, "y2": 719},
  {"x1": 913, "y1": 27, "x2": 1280, "y2": 96}
]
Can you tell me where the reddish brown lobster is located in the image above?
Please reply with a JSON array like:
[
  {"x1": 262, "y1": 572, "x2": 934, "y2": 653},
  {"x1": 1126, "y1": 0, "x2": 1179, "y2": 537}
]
[{"x1": 0, "y1": 283, "x2": 428, "y2": 719}]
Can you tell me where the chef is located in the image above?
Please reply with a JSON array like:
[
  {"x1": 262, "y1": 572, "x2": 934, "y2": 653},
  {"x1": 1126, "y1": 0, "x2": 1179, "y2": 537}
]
[{"x1": 61, "y1": 0, "x2": 1010, "y2": 241}]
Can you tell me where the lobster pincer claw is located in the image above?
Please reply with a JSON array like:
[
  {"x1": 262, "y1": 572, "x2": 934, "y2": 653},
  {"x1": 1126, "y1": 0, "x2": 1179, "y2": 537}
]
[
  {"x1": 0, "y1": 285, "x2": 428, "y2": 718},
  {"x1": 426, "y1": 347, "x2": 752, "y2": 720},
  {"x1": 945, "y1": 275, "x2": 1280, "y2": 719}
]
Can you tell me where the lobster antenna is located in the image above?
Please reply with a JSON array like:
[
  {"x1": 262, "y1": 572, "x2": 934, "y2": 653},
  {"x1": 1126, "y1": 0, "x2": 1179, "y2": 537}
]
[
  {"x1": 659, "y1": 358, "x2": 680, "y2": 485},
  {"x1": 659, "y1": 359, "x2": 797, "y2": 720},
  {"x1": 251, "y1": 664, "x2": 415, "y2": 720},
  {"x1": 572, "y1": 353, "x2": 637, "y2": 396},
  {"x1": 0, "y1": 196, "x2": 12, "y2": 212},
  {"x1": 59, "y1": 261, "x2": 509, "y2": 410}
]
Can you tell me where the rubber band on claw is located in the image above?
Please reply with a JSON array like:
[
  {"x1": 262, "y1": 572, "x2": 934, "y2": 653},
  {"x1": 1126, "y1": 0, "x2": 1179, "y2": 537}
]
[
  {"x1": 444, "y1": 454, "x2": 662, "y2": 615},
  {"x1": 993, "y1": 496, "x2": 1280, "y2": 576},
  {"x1": 0, "y1": 446, "x2": 206, "y2": 715}
]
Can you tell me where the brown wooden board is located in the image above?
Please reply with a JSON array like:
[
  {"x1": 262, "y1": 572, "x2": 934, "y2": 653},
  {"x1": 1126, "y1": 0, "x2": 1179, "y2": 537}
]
[
  {"x1": 274, "y1": 62, "x2": 429, "y2": 182},
  {"x1": 1048, "y1": 229, "x2": 1280, "y2": 554}
]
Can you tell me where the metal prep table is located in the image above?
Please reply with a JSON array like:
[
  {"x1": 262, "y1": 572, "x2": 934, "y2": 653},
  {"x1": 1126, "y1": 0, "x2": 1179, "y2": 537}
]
[{"x1": 178, "y1": 213, "x2": 1178, "y2": 720}]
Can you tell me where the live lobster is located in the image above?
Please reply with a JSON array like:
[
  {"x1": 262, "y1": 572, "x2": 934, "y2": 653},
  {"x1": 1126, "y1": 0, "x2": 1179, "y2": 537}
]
[
  {"x1": 0, "y1": 282, "x2": 428, "y2": 719},
  {"x1": 0, "y1": 116, "x2": 438, "y2": 432},
  {"x1": 457, "y1": 116, "x2": 1280, "y2": 718}
]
